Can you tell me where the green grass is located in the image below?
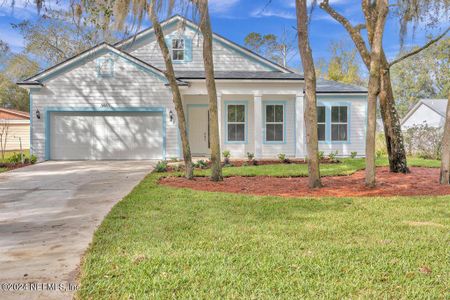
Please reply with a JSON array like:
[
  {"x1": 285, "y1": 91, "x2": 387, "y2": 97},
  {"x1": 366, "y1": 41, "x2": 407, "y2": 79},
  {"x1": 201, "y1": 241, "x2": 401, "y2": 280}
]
[
  {"x1": 78, "y1": 162, "x2": 449, "y2": 299},
  {"x1": 191, "y1": 156, "x2": 441, "y2": 177},
  {"x1": 0, "y1": 167, "x2": 6, "y2": 173}
]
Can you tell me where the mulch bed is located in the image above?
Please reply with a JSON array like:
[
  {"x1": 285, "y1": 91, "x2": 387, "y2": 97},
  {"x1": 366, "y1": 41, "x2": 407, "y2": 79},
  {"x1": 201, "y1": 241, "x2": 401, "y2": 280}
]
[
  {"x1": 0, "y1": 162, "x2": 31, "y2": 171},
  {"x1": 159, "y1": 167, "x2": 450, "y2": 198}
]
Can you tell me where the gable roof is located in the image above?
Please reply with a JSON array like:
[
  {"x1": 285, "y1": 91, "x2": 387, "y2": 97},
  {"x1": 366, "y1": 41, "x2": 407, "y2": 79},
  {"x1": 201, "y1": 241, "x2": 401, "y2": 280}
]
[
  {"x1": 316, "y1": 79, "x2": 367, "y2": 93},
  {"x1": 0, "y1": 108, "x2": 30, "y2": 120},
  {"x1": 115, "y1": 14, "x2": 291, "y2": 73},
  {"x1": 175, "y1": 70, "x2": 303, "y2": 80},
  {"x1": 18, "y1": 43, "x2": 181, "y2": 85},
  {"x1": 401, "y1": 99, "x2": 448, "y2": 125}
]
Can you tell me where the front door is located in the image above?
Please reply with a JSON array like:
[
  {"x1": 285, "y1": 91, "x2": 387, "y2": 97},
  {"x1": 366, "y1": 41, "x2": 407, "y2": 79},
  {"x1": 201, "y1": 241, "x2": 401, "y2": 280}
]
[{"x1": 188, "y1": 105, "x2": 210, "y2": 155}]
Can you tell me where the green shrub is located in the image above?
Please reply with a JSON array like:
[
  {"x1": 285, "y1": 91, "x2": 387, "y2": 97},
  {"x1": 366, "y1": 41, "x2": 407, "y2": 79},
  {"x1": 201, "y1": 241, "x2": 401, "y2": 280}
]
[
  {"x1": 155, "y1": 161, "x2": 168, "y2": 172},
  {"x1": 350, "y1": 151, "x2": 357, "y2": 159},
  {"x1": 194, "y1": 159, "x2": 208, "y2": 169},
  {"x1": 30, "y1": 155, "x2": 37, "y2": 164},
  {"x1": 278, "y1": 153, "x2": 286, "y2": 163},
  {"x1": 223, "y1": 150, "x2": 231, "y2": 165},
  {"x1": 246, "y1": 152, "x2": 254, "y2": 161},
  {"x1": 328, "y1": 151, "x2": 338, "y2": 162},
  {"x1": 8, "y1": 153, "x2": 25, "y2": 164},
  {"x1": 318, "y1": 151, "x2": 325, "y2": 160}
]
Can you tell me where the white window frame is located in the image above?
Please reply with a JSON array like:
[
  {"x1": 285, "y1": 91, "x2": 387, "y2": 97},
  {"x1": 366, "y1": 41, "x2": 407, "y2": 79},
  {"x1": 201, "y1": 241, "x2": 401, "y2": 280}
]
[
  {"x1": 264, "y1": 103, "x2": 285, "y2": 143},
  {"x1": 171, "y1": 38, "x2": 185, "y2": 62},
  {"x1": 97, "y1": 58, "x2": 114, "y2": 78},
  {"x1": 331, "y1": 106, "x2": 348, "y2": 142},
  {"x1": 317, "y1": 106, "x2": 326, "y2": 141},
  {"x1": 226, "y1": 103, "x2": 247, "y2": 143}
]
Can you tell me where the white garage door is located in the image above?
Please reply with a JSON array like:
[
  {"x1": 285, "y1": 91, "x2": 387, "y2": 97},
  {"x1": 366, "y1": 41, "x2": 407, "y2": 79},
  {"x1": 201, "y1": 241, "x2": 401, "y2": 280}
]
[{"x1": 50, "y1": 111, "x2": 163, "y2": 160}]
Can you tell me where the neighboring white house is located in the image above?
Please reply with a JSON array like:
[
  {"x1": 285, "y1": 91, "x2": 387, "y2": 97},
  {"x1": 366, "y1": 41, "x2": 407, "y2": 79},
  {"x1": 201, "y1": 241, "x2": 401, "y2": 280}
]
[
  {"x1": 18, "y1": 15, "x2": 367, "y2": 162},
  {"x1": 0, "y1": 108, "x2": 30, "y2": 151},
  {"x1": 401, "y1": 99, "x2": 448, "y2": 129}
]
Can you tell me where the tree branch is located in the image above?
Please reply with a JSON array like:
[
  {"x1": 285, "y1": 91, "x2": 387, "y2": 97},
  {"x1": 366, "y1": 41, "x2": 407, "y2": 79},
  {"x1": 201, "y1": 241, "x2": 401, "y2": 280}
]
[
  {"x1": 388, "y1": 26, "x2": 450, "y2": 68},
  {"x1": 319, "y1": 0, "x2": 371, "y2": 68}
]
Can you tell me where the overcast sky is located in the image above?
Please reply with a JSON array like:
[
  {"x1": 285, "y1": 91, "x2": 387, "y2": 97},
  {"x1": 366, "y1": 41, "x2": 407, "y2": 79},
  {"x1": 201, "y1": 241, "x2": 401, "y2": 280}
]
[{"x1": 0, "y1": 0, "x2": 448, "y2": 69}]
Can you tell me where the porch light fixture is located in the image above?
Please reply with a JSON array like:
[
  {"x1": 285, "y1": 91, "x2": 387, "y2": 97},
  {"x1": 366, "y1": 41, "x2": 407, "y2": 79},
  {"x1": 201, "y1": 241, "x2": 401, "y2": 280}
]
[
  {"x1": 36, "y1": 109, "x2": 41, "y2": 119},
  {"x1": 169, "y1": 110, "x2": 174, "y2": 123}
]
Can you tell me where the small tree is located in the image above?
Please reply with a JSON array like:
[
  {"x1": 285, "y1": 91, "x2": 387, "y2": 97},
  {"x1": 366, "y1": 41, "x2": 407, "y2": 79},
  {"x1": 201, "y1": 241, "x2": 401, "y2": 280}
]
[
  {"x1": 440, "y1": 95, "x2": 450, "y2": 185},
  {"x1": 0, "y1": 120, "x2": 10, "y2": 160}
]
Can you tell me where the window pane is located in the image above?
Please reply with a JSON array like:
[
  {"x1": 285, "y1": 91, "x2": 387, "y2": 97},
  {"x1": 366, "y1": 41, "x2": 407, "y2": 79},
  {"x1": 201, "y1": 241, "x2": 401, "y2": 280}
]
[
  {"x1": 275, "y1": 105, "x2": 283, "y2": 122},
  {"x1": 332, "y1": 106, "x2": 339, "y2": 122},
  {"x1": 318, "y1": 124, "x2": 325, "y2": 141},
  {"x1": 266, "y1": 124, "x2": 275, "y2": 141},
  {"x1": 235, "y1": 124, "x2": 245, "y2": 141},
  {"x1": 274, "y1": 124, "x2": 283, "y2": 141},
  {"x1": 331, "y1": 124, "x2": 347, "y2": 141},
  {"x1": 173, "y1": 50, "x2": 184, "y2": 60},
  {"x1": 172, "y1": 39, "x2": 184, "y2": 49},
  {"x1": 266, "y1": 105, "x2": 274, "y2": 122},
  {"x1": 317, "y1": 106, "x2": 325, "y2": 123},
  {"x1": 339, "y1": 106, "x2": 347, "y2": 122},
  {"x1": 236, "y1": 105, "x2": 245, "y2": 122},
  {"x1": 228, "y1": 105, "x2": 236, "y2": 122},
  {"x1": 228, "y1": 124, "x2": 245, "y2": 142},
  {"x1": 228, "y1": 124, "x2": 235, "y2": 141}
]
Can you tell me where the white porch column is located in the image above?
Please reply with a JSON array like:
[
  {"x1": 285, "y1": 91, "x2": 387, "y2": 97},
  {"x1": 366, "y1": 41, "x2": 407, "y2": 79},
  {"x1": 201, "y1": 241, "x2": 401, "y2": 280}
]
[
  {"x1": 254, "y1": 94, "x2": 263, "y2": 158},
  {"x1": 217, "y1": 93, "x2": 222, "y2": 146},
  {"x1": 295, "y1": 93, "x2": 305, "y2": 158}
]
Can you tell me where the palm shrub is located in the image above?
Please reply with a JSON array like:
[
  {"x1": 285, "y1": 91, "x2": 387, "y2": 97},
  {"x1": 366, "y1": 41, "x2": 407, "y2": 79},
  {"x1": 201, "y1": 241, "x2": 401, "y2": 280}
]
[{"x1": 222, "y1": 150, "x2": 231, "y2": 165}]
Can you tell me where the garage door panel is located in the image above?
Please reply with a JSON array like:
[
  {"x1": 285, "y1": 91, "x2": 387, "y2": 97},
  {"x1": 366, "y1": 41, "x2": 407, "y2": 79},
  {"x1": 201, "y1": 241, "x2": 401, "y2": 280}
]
[
  {"x1": 50, "y1": 112, "x2": 163, "y2": 160},
  {"x1": 52, "y1": 114, "x2": 93, "y2": 160}
]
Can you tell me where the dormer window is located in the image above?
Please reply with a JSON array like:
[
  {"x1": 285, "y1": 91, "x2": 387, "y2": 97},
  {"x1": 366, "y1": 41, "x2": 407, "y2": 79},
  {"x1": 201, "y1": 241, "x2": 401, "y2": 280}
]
[
  {"x1": 97, "y1": 58, "x2": 114, "y2": 77},
  {"x1": 172, "y1": 38, "x2": 185, "y2": 61}
]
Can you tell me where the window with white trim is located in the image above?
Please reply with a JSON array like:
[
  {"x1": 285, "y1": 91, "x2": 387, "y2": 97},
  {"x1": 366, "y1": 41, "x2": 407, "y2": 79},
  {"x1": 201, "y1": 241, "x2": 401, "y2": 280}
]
[
  {"x1": 172, "y1": 38, "x2": 185, "y2": 61},
  {"x1": 317, "y1": 106, "x2": 326, "y2": 141},
  {"x1": 265, "y1": 104, "x2": 284, "y2": 142},
  {"x1": 97, "y1": 58, "x2": 113, "y2": 77},
  {"x1": 227, "y1": 104, "x2": 246, "y2": 142},
  {"x1": 331, "y1": 106, "x2": 348, "y2": 141}
]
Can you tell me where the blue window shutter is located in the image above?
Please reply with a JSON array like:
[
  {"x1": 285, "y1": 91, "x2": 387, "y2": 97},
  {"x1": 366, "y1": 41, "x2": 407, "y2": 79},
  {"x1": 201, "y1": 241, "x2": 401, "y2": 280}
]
[{"x1": 184, "y1": 38, "x2": 193, "y2": 62}]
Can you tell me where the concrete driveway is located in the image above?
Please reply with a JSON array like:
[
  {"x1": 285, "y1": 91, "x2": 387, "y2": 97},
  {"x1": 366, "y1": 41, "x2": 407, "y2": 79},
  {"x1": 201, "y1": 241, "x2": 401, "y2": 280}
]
[{"x1": 0, "y1": 161, "x2": 154, "y2": 299}]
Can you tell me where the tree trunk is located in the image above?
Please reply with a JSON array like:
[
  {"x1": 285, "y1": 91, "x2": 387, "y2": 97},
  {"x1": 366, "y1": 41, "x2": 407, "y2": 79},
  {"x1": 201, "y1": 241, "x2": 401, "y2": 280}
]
[
  {"x1": 440, "y1": 94, "x2": 450, "y2": 185},
  {"x1": 365, "y1": 0, "x2": 388, "y2": 187},
  {"x1": 296, "y1": 0, "x2": 322, "y2": 188},
  {"x1": 379, "y1": 52, "x2": 409, "y2": 173},
  {"x1": 320, "y1": 0, "x2": 408, "y2": 174},
  {"x1": 149, "y1": 1, "x2": 193, "y2": 179},
  {"x1": 195, "y1": 0, "x2": 223, "y2": 181}
]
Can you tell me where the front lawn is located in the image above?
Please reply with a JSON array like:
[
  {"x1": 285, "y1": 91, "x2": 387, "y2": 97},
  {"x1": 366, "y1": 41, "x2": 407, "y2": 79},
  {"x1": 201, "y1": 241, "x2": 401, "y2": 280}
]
[
  {"x1": 193, "y1": 156, "x2": 440, "y2": 177},
  {"x1": 78, "y1": 162, "x2": 449, "y2": 299}
]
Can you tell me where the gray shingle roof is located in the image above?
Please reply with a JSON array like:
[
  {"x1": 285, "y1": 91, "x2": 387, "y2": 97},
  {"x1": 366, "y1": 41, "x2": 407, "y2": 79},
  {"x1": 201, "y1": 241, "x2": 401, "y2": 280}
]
[
  {"x1": 175, "y1": 71, "x2": 367, "y2": 93},
  {"x1": 175, "y1": 71, "x2": 304, "y2": 80},
  {"x1": 316, "y1": 78, "x2": 367, "y2": 93},
  {"x1": 420, "y1": 99, "x2": 448, "y2": 117}
]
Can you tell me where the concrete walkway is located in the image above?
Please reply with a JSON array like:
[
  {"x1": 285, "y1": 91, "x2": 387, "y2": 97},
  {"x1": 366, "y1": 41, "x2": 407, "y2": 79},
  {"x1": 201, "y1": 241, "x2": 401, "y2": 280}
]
[{"x1": 0, "y1": 161, "x2": 154, "y2": 299}]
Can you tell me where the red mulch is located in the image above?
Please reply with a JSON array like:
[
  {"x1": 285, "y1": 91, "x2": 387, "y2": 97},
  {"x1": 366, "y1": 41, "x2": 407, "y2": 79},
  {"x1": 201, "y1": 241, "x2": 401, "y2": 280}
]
[{"x1": 159, "y1": 167, "x2": 450, "y2": 198}]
